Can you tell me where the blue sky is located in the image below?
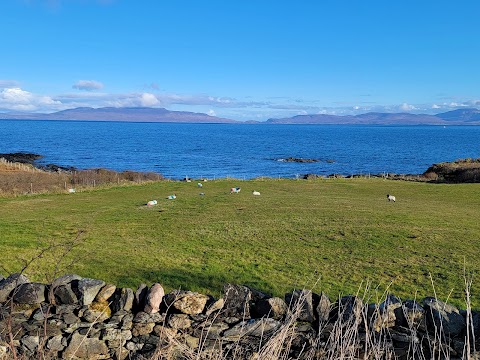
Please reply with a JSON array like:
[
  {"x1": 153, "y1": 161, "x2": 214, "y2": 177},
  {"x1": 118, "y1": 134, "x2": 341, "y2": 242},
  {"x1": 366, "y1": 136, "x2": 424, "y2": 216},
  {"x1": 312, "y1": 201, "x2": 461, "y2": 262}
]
[{"x1": 1, "y1": 0, "x2": 480, "y2": 121}]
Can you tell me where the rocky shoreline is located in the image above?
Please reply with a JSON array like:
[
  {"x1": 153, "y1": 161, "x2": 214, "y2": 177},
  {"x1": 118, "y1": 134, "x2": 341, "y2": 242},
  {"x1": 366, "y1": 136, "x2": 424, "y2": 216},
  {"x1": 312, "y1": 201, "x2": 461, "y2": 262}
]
[
  {"x1": 0, "y1": 152, "x2": 77, "y2": 173},
  {"x1": 2, "y1": 153, "x2": 480, "y2": 183}
]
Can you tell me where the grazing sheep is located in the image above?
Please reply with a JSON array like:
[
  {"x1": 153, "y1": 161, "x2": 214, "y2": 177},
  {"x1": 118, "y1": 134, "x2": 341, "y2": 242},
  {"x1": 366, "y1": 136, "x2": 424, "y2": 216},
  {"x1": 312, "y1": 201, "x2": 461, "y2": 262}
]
[
  {"x1": 230, "y1": 187, "x2": 241, "y2": 194},
  {"x1": 387, "y1": 194, "x2": 396, "y2": 202},
  {"x1": 167, "y1": 194, "x2": 177, "y2": 200},
  {"x1": 252, "y1": 190, "x2": 261, "y2": 196},
  {"x1": 67, "y1": 188, "x2": 76, "y2": 193},
  {"x1": 197, "y1": 183, "x2": 203, "y2": 188},
  {"x1": 147, "y1": 200, "x2": 158, "y2": 207}
]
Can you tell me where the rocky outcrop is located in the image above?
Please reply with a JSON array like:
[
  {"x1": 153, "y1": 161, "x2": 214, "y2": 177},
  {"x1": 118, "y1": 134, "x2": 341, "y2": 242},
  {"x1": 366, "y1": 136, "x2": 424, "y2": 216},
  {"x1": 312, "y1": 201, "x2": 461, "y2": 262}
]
[
  {"x1": 277, "y1": 157, "x2": 321, "y2": 163},
  {"x1": 424, "y1": 158, "x2": 480, "y2": 183},
  {"x1": 0, "y1": 153, "x2": 42, "y2": 164},
  {"x1": 0, "y1": 272, "x2": 478, "y2": 359}
]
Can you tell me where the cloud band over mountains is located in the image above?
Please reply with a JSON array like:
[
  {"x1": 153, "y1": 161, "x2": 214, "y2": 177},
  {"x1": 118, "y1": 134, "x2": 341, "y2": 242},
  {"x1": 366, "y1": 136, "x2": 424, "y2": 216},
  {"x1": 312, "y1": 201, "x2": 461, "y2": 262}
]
[{"x1": 0, "y1": 79, "x2": 479, "y2": 121}]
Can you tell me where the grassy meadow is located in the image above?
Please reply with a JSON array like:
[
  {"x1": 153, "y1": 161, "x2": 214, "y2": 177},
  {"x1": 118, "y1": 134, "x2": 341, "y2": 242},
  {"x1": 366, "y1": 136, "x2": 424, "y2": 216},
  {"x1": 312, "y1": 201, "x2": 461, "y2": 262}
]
[{"x1": 1, "y1": 177, "x2": 479, "y2": 308}]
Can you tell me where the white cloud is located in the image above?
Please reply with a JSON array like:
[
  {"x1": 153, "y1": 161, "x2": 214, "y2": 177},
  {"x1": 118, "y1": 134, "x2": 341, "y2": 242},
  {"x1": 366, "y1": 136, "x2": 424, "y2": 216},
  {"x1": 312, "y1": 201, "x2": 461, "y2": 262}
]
[
  {"x1": 72, "y1": 80, "x2": 104, "y2": 91},
  {"x1": 2, "y1": 81, "x2": 480, "y2": 120},
  {"x1": 102, "y1": 92, "x2": 161, "y2": 108},
  {"x1": 400, "y1": 103, "x2": 417, "y2": 111},
  {"x1": 140, "y1": 93, "x2": 159, "y2": 107},
  {"x1": 447, "y1": 102, "x2": 469, "y2": 108},
  {"x1": 0, "y1": 87, "x2": 62, "y2": 112}
]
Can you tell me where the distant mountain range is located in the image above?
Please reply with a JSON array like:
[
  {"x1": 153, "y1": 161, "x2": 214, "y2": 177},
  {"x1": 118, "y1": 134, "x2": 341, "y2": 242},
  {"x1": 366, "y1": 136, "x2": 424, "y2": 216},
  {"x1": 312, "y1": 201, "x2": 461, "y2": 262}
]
[
  {"x1": 0, "y1": 107, "x2": 237, "y2": 123},
  {"x1": 266, "y1": 108, "x2": 480, "y2": 125},
  {"x1": 1, "y1": 106, "x2": 480, "y2": 125}
]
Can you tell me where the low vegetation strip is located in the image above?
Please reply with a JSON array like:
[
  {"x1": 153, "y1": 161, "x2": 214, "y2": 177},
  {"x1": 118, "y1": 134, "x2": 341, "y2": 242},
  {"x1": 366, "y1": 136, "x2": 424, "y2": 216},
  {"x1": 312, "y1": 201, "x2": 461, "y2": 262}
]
[
  {"x1": 0, "y1": 158, "x2": 163, "y2": 196},
  {"x1": 0, "y1": 177, "x2": 479, "y2": 311}
]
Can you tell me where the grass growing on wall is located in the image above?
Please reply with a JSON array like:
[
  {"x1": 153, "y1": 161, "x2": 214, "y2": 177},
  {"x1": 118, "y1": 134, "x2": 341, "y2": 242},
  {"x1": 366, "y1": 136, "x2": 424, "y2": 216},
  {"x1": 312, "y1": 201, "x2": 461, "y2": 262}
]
[{"x1": 0, "y1": 178, "x2": 479, "y2": 308}]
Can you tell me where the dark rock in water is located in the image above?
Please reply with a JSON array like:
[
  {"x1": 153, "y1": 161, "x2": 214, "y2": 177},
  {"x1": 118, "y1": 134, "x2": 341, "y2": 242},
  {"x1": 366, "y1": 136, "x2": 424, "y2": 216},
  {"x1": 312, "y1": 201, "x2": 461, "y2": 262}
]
[
  {"x1": 278, "y1": 157, "x2": 320, "y2": 163},
  {"x1": 0, "y1": 152, "x2": 42, "y2": 164}
]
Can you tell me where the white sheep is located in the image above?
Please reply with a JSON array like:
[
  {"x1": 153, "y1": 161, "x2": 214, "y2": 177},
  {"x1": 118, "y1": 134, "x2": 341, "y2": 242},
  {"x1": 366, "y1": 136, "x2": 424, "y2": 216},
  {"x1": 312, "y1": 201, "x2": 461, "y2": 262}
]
[
  {"x1": 387, "y1": 194, "x2": 396, "y2": 202},
  {"x1": 252, "y1": 190, "x2": 261, "y2": 196},
  {"x1": 167, "y1": 194, "x2": 177, "y2": 200},
  {"x1": 147, "y1": 200, "x2": 158, "y2": 207},
  {"x1": 67, "y1": 188, "x2": 76, "y2": 193},
  {"x1": 230, "y1": 187, "x2": 241, "y2": 194}
]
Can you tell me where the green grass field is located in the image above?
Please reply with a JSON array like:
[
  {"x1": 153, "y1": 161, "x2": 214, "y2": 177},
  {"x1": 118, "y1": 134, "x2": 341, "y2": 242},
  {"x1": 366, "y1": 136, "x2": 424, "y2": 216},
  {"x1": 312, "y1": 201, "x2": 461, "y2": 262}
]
[{"x1": 1, "y1": 178, "x2": 479, "y2": 308}]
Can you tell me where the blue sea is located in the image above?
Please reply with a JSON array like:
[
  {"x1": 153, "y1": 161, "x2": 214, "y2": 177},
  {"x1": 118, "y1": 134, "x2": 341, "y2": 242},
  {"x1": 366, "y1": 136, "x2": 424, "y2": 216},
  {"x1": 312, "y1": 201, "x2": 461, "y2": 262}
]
[{"x1": 1, "y1": 120, "x2": 480, "y2": 179}]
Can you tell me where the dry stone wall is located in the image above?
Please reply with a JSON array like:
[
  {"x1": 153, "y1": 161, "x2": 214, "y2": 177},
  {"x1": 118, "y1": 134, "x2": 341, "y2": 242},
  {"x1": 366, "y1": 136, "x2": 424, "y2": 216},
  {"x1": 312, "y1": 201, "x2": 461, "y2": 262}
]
[{"x1": 0, "y1": 273, "x2": 478, "y2": 359}]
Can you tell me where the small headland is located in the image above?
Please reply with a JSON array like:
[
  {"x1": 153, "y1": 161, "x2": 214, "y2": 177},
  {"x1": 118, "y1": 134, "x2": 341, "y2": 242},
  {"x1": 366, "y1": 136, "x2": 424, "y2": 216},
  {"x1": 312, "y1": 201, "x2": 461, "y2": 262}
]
[
  {"x1": 275, "y1": 157, "x2": 336, "y2": 163},
  {"x1": 302, "y1": 158, "x2": 480, "y2": 183},
  {"x1": 423, "y1": 158, "x2": 480, "y2": 183}
]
